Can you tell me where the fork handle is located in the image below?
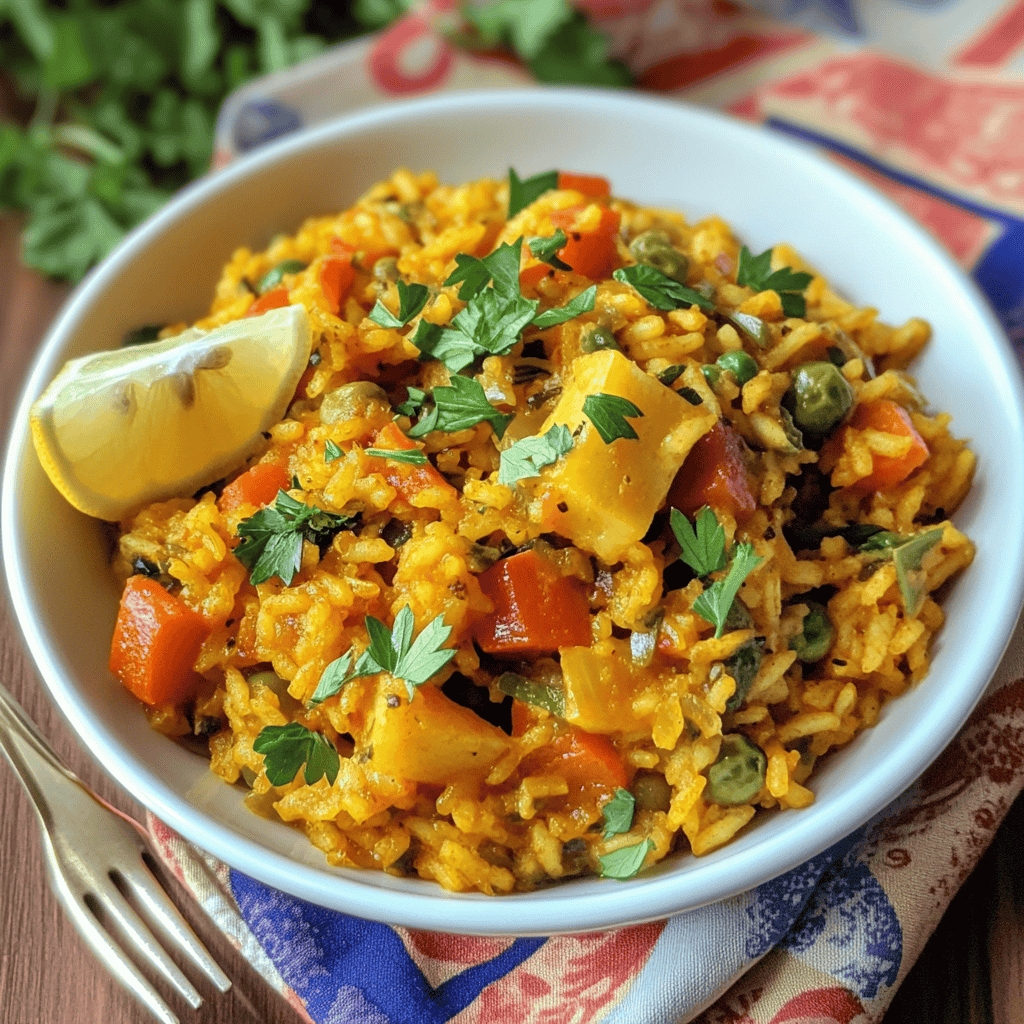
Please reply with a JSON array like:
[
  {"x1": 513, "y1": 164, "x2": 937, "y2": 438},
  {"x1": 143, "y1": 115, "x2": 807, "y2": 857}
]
[{"x1": 0, "y1": 678, "x2": 91, "y2": 831}]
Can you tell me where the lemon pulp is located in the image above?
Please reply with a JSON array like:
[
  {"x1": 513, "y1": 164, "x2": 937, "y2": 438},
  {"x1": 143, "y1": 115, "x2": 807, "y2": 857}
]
[{"x1": 30, "y1": 304, "x2": 312, "y2": 521}]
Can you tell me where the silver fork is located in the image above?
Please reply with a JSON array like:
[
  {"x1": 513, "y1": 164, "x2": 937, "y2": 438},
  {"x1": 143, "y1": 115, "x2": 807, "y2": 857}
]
[{"x1": 0, "y1": 679, "x2": 232, "y2": 1023}]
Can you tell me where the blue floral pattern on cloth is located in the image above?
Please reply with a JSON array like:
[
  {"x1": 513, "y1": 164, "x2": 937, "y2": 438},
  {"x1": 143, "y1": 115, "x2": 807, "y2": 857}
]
[{"x1": 230, "y1": 870, "x2": 545, "y2": 1024}]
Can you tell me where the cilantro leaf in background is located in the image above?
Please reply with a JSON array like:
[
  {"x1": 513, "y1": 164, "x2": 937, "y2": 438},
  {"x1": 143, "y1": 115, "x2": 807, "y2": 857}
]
[
  {"x1": 601, "y1": 789, "x2": 636, "y2": 839},
  {"x1": 364, "y1": 447, "x2": 428, "y2": 464},
  {"x1": 498, "y1": 423, "x2": 574, "y2": 485},
  {"x1": 736, "y1": 246, "x2": 813, "y2": 318},
  {"x1": 406, "y1": 376, "x2": 513, "y2": 440},
  {"x1": 532, "y1": 284, "x2": 596, "y2": 329},
  {"x1": 507, "y1": 167, "x2": 559, "y2": 218},
  {"x1": 234, "y1": 490, "x2": 355, "y2": 585},
  {"x1": 671, "y1": 506, "x2": 728, "y2": 577},
  {"x1": 368, "y1": 280, "x2": 430, "y2": 328},
  {"x1": 253, "y1": 722, "x2": 340, "y2": 786},
  {"x1": 583, "y1": 393, "x2": 643, "y2": 443},
  {"x1": 613, "y1": 265, "x2": 716, "y2": 313},
  {"x1": 693, "y1": 543, "x2": 764, "y2": 638},
  {"x1": 528, "y1": 229, "x2": 571, "y2": 269},
  {"x1": 599, "y1": 839, "x2": 653, "y2": 880}
]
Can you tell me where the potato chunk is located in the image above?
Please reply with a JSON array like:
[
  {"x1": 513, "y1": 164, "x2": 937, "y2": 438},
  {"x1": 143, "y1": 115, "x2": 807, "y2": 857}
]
[
  {"x1": 536, "y1": 349, "x2": 716, "y2": 560},
  {"x1": 369, "y1": 684, "x2": 511, "y2": 784}
]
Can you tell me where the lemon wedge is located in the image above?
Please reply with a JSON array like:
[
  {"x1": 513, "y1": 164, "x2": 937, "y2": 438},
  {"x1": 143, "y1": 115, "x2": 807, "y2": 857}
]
[{"x1": 30, "y1": 304, "x2": 313, "y2": 521}]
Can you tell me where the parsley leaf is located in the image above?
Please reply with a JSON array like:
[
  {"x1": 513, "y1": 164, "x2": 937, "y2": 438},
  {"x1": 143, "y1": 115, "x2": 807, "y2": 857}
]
[
  {"x1": 508, "y1": 167, "x2": 559, "y2": 218},
  {"x1": 657, "y1": 365, "x2": 686, "y2": 387},
  {"x1": 693, "y1": 543, "x2": 764, "y2": 638},
  {"x1": 234, "y1": 491, "x2": 355, "y2": 586},
  {"x1": 252, "y1": 722, "x2": 340, "y2": 786},
  {"x1": 406, "y1": 375, "x2": 513, "y2": 440},
  {"x1": 532, "y1": 284, "x2": 597, "y2": 329},
  {"x1": 308, "y1": 605, "x2": 457, "y2": 705},
  {"x1": 613, "y1": 265, "x2": 716, "y2": 313},
  {"x1": 599, "y1": 838, "x2": 653, "y2": 880},
  {"x1": 736, "y1": 246, "x2": 813, "y2": 317},
  {"x1": 444, "y1": 239, "x2": 523, "y2": 300},
  {"x1": 528, "y1": 229, "x2": 571, "y2": 269},
  {"x1": 324, "y1": 440, "x2": 344, "y2": 463},
  {"x1": 601, "y1": 788, "x2": 636, "y2": 839},
  {"x1": 368, "y1": 280, "x2": 430, "y2": 328},
  {"x1": 365, "y1": 447, "x2": 428, "y2": 465},
  {"x1": 394, "y1": 386, "x2": 427, "y2": 418},
  {"x1": 583, "y1": 393, "x2": 643, "y2": 443},
  {"x1": 671, "y1": 506, "x2": 728, "y2": 577},
  {"x1": 498, "y1": 423, "x2": 574, "y2": 485}
]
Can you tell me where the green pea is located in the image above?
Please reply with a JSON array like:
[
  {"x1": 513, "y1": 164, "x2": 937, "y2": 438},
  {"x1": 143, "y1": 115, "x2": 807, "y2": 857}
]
[
  {"x1": 632, "y1": 771, "x2": 672, "y2": 813},
  {"x1": 257, "y1": 259, "x2": 307, "y2": 294},
  {"x1": 580, "y1": 324, "x2": 620, "y2": 353},
  {"x1": 785, "y1": 361, "x2": 855, "y2": 435},
  {"x1": 716, "y1": 350, "x2": 758, "y2": 385},
  {"x1": 706, "y1": 734, "x2": 767, "y2": 806},
  {"x1": 701, "y1": 364, "x2": 723, "y2": 388},
  {"x1": 629, "y1": 230, "x2": 689, "y2": 282},
  {"x1": 789, "y1": 601, "x2": 835, "y2": 662}
]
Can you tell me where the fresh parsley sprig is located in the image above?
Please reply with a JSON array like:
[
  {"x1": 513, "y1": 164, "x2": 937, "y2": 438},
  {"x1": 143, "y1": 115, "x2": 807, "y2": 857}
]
[
  {"x1": 252, "y1": 722, "x2": 340, "y2": 786},
  {"x1": 613, "y1": 265, "x2": 716, "y2": 313},
  {"x1": 528, "y1": 229, "x2": 571, "y2": 269},
  {"x1": 308, "y1": 604, "x2": 457, "y2": 705},
  {"x1": 533, "y1": 285, "x2": 596, "y2": 329},
  {"x1": 364, "y1": 447, "x2": 428, "y2": 465},
  {"x1": 736, "y1": 246, "x2": 813, "y2": 317},
  {"x1": 498, "y1": 423, "x2": 574, "y2": 486},
  {"x1": 234, "y1": 491, "x2": 355, "y2": 586},
  {"x1": 583, "y1": 393, "x2": 643, "y2": 443},
  {"x1": 508, "y1": 168, "x2": 559, "y2": 218},
  {"x1": 693, "y1": 543, "x2": 764, "y2": 639},
  {"x1": 406, "y1": 375, "x2": 513, "y2": 440},
  {"x1": 601, "y1": 789, "x2": 636, "y2": 839},
  {"x1": 368, "y1": 280, "x2": 430, "y2": 328},
  {"x1": 599, "y1": 839, "x2": 653, "y2": 880}
]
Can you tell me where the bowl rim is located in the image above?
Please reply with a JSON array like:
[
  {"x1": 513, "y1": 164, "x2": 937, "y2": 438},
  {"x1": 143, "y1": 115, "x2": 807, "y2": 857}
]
[{"x1": 5, "y1": 86, "x2": 1024, "y2": 935}]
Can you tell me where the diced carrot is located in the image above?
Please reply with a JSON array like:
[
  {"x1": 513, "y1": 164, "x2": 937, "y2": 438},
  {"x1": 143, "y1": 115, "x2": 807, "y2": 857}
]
[
  {"x1": 521, "y1": 725, "x2": 629, "y2": 800},
  {"x1": 845, "y1": 398, "x2": 930, "y2": 491},
  {"x1": 475, "y1": 549, "x2": 592, "y2": 655},
  {"x1": 109, "y1": 576, "x2": 209, "y2": 707},
  {"x1": 244, "y1": 287, "x2": 289, "y2": 317},
  {"x1": 320, "y1": 250, "x2": 356, "y2": 315},
  {"x1": 667, "y1": 420, "x2": 756, "y2": 522},
  {"x1": 218, "y1": 463, "x2": 292, "y2": 514},
  {"x1": 550, "y1": 204, "x2": 621, "y2": 281},
  {"x1": 557, "y1": 172, "x2": 611, "y2": 199},
  {"x1": 519, "y1": 262, "x2": 552, "y2": 291},
  {"x1": 370, "y1": 422, "x2": 457, "y2": 504}
]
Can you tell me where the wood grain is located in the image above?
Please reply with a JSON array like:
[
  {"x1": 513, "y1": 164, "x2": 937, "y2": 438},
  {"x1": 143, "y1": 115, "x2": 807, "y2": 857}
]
[{"x1": 0, "y1": 214, "x2": 1022, "y2": 1024}]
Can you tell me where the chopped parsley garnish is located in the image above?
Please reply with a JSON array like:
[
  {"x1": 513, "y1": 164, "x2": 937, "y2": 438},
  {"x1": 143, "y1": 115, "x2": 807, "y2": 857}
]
[
  {"x1": 508, "y1": 167, "x2": 559, "y2": 218},
  {"x1": 308, "y1": 605, "x2": 456, "y2": 705},
  {"x1": 406, "y1": 375, "x2": 513, "y2": 440},
  {"x1": 601, "y1": 788, "x2": 636, "y2": 839},
  {"x1": 234, "y1": 491, "x2": 355, "y2": 586},
  {"x1": 324, "y1": 440, "x2": 344, "y2": 463},
  {"x1": 498, "y1": 423, "x2": 574, "y2": 485},
  {"x1": 368, "y1": 280, "x2": 430, "y2": 328},
  {"x1": 532, "y1": 284, "x2": 596, "y2": 329},
  {"x1": 855, "y1": 527, "x2": 943, "y2": 617},
  {"x1": 394, "y1": 386, "x2": 428, "y2": 419},
  {"x1": 528, "y1": 229, "x2": 571, "y2": 269},
  {"x1": 364, "y1": 447, "x2": 428, "y2": 465},
  {"x1": 252, "y1": 722, "x2": 340, "y2": 787},
  {"x1": 736, "y1": 246, "x2": 813, "y2": 318},
  {"x1": 693, "y1": 543, "x2": 764, "y2": 639},
  {"x1": 599, "y1": 838, "x2": 653, "y2": 880},
  {"x1": 671, "y1": 506, "x2": 728, "y2": 577},
  {"x1": 582, "y1": 393, "x2": 643, "y2": 443},
  {"x1": 656, "y1": 365, "x2": 687, "y2": 387},
  {"x1": 613, "y1": 264, "x2": 716, "y2": 313}
]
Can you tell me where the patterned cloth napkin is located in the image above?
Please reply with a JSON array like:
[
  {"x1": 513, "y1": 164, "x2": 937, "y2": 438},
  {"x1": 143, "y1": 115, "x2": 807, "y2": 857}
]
[{"x1": 149, "y1": 2, "x2": 1024, "y2": 1021}]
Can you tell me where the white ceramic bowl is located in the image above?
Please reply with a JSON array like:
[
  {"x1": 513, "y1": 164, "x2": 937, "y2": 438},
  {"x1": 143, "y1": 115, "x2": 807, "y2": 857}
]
[{"x1": 5, "y1": 89, "x2": 1024, "y2": 936}]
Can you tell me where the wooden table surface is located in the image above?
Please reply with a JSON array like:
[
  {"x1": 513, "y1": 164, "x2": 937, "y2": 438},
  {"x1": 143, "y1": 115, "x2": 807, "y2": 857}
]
[{"x1": 1, "y1": 212, "x2": 1023, "y2": 1024}]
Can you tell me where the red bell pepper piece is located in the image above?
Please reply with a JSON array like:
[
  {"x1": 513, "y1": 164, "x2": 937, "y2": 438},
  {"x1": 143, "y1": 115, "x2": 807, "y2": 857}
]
[
  {"x1": 667, "y1": 421, "x2": 756, "y2": 522},
  {"x1": 557, "y1": 172, "x2": 611, "y2": 199},
  {"x1": 244, "y1": 287, "x2": 289, "y2": 317},
  {"x1": 218, "y1": 463, "x2": 292, "y2": 515},
  {"x1": 550, "y1": 204, "x2": 621, "y2": 281}
]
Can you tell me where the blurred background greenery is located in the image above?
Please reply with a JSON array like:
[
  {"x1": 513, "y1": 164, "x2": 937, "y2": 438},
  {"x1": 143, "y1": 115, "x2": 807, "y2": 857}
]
[{"x1": 0, "y1": 0, "x2": 629, "y2": 282}]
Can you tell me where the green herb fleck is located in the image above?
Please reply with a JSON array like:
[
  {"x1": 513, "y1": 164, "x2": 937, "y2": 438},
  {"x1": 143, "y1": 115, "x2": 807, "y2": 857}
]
[
  {"x1": 508, "y1": 167, "x2": 559, "y2": 218},
  {"x1": 252, "y1": 722, "x2": 339, "y2": 787},
  {"x1": 671, "y1": 506, "x2": 728, "y2": 577},
  {"x1": 496, "y1": 672, "x2": 565, "y2": 717},
  {"x1": 406, "y1": 375, "x2": 513, "y2": 440},
  {"x1": 656, "y1": 365, "x2": 686, "y2": 387},
  {"x1": 498, "y1": 423, "x2": 574, "y2": 486},
  {"x1": 693, "y1": 543, "x2": 764, "y2": 639},
  {"x1": 324, "y1": 440, "x2": 344, "y2": 463},
  {"x1": 582, "y1": 393, "x2": 643, "y2": 443},
  {"x1": 528, "y1": 229, "x2": 571, "y2": 269},
  {"x1": 601, "y1": 788, "x2": 635, "y2": 839},
  {"x1": 532, "y1": 285, "x2": 597, "y2": 329},
  {"x1": 364, "y1": 447, "x2": 429, "y2": 465},
  {"x1": 736, "y1": 246, "x2": 812, "y2": 318},
  {"x1": 599, "y1": 838, "x2": 653, "y2": 880},
  {"x1": 234, "y1": 492, "x2": 355, "y2": 586},
  {"x1": 613, "y1": 265, "x2": 716, "y2": 312},
  {"x1": 395, "y1": 386, "x2": 428, "y2": 418},
  {"x1": 368, "y1": 280, "x2": 430, "y2": 328}
]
